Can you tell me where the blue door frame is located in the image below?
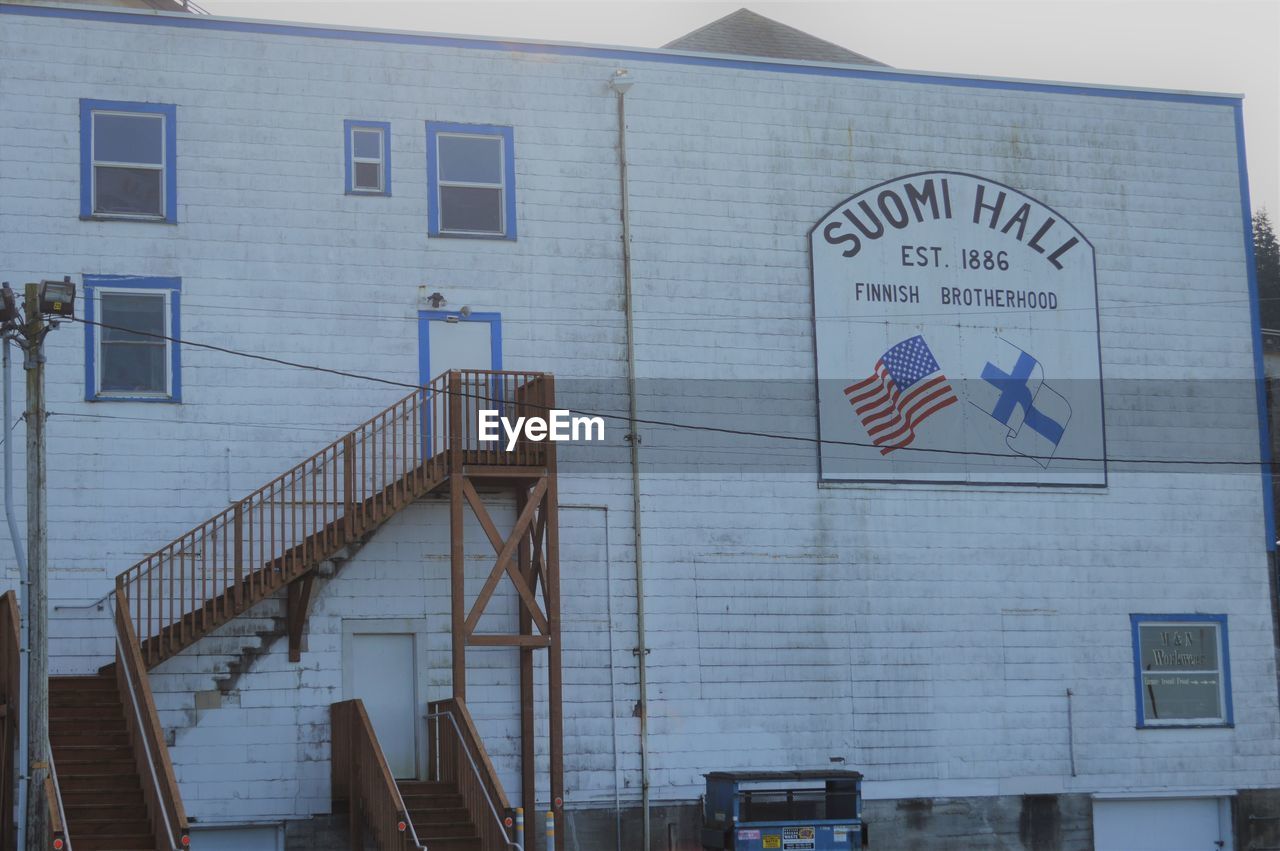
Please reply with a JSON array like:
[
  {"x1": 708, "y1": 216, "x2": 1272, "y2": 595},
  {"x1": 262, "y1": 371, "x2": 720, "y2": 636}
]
[
  {"x1": 417, "y1": 310, "x2": 503, "y2": 385},
  {"x1": 418, "y1": 311, "x2": 503, "y2": 452}
]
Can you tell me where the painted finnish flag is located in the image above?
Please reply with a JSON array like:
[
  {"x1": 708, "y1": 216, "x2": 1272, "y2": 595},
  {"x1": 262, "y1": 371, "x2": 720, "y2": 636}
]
[{"x1": 970, "y1": 338, "x2": 1072, "y2": 468}]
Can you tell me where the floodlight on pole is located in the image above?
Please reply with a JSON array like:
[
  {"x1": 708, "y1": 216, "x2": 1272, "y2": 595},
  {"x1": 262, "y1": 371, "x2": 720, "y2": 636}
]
[
  {"x1": 37, "y1": 277, "x2": 75, "y2": 318},
  {"x1": 0, "y1": 284, "x2": 18, "y2": 326}
]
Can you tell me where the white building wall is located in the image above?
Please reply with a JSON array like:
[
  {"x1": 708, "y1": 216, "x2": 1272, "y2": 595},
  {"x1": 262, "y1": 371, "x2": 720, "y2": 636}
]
[{"x1": 0, "y1": 4, "x2": 1273, "y2": 824}]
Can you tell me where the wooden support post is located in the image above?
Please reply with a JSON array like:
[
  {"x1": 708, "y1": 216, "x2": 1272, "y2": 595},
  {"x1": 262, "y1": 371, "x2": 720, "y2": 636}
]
[
  {"x1": 544, "y1": 377, "x2": 565, "y2": 851},
  {"x1": 517, "y1": 486, "x2": 537, "y2": 834},
  {"x1": 448, "y1": 372, "x2": 467, "y2": 701},
  {"x1": 342, "y1": 433, "x2": 355, "y2": 542},
  {"x1": 286, "y1": 571, "x2": 316, "y2": 663},
  {"x1": 233, "y1": 502, "x2": 244, "y2": 610}
]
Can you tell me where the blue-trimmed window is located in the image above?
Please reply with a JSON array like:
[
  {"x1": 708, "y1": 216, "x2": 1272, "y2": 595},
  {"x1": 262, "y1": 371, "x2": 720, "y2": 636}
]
[
  {"x1": 83, "y1": 276, "x2": 181, "y2": 402},
  {"x1": 426, "y1": 122, "x2": 516, "y2": 239},
  {"x1": 80, "y1": 100, "x2": 177, "y2": 223},
  {"x1": 345, "y1": 119, "x2": 391, "y2": 195},
  {"x1": 1131, "y1": 614, "x2": 1232, "y2": 728}
]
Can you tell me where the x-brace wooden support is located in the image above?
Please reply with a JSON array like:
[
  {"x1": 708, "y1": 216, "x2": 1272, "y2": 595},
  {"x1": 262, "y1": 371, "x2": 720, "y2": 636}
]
[{"x1": 462, "y1": 477, "x2": 549, "y2": 637}]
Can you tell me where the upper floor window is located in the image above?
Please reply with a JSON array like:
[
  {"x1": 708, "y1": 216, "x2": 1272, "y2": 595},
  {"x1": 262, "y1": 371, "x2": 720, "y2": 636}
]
[
  {"x1": 426, "y1": 122, "x2": 516, "y2": 240},
  {"x1": 83, "y1": 276, "x2": 182, "y2": 402},
  {"x1": 80, "y1": 100, "x2": 177, "y2": 223},
  {"x1": 345, "y1": 120, "x2": 391, "y2": 195},
  {"x1": 1131, "y1": 614, "x2": 1232, "y2": 728}
]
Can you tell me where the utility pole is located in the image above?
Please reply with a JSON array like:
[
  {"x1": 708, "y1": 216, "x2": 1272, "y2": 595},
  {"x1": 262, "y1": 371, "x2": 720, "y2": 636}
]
[{"x1": 22, "y1": 282, "x2": 47, "y2": 851}]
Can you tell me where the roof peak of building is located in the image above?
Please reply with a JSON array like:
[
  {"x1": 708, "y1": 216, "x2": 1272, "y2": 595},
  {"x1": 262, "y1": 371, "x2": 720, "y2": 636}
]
[{"x1": 663, "y1": 7, "x2": 887, "y2": 67}]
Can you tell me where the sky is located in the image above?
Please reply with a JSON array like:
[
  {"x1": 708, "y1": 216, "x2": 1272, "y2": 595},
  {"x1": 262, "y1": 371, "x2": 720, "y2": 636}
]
[{"x1": 198, "y1": 0, "x2": 1280, "y2": 215}]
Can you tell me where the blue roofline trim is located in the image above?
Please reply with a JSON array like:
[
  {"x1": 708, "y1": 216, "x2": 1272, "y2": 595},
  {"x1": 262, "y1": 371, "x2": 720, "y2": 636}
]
[
  {"x1": 79, "y1": 98, "x2": 178, "y2": 223},
  {"x1": 6, "y1": 4, "x2": 1241, "y2": 107},
  {"x1": 83, "y1": 275, "x2": 182, "y2": 403},
  {"x1": 426, "y1": 122, "x2": 517, "y2": 240},
  {"x1": 344, "y1": 119, "x2": 392, "y2": 196},
  {"x1": 1235, "y1": 104, "x2": 1274, "y2": 552}
]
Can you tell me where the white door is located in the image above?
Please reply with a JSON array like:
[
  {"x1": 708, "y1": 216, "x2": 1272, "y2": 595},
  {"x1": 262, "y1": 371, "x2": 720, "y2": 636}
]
[
  {"x1": 349, "y1": 633, "x2": 417, "y2": 779},
  {"x1": 422, "y1": 315, "x2": 499, "y2": 453},
  {"x1": 1094, "y1": 797, "x2": 1230, "y2": 851},
  {"x1": 426, "y1": 317, "x2": 493, "y2": 378}
]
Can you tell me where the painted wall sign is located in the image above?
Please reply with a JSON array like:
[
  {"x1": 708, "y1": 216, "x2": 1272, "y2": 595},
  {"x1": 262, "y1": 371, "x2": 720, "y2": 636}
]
[{"x1": 810, "y1": 171, "x2": 1105, "y2": 485}]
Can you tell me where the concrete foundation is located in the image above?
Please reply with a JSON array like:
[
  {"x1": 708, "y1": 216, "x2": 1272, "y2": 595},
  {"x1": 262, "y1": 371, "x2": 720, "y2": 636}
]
[{"x1": 284, "y1": 787, "x2": 1280, "y2": 850}]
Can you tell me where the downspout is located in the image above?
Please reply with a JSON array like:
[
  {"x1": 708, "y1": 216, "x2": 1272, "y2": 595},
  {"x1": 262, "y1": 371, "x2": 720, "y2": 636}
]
[
  {"x1": 4, "y1": 336, "x2": 29, "y2": 851},
  {"x1": 608, "y1": 68, "x2": 651, "y2": 851}
]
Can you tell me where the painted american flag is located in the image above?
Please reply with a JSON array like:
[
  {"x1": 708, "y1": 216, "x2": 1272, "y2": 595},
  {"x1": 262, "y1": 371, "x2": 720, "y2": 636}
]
[{"x1": 845, "y1": 335, "x2": 958, "y2": 455}]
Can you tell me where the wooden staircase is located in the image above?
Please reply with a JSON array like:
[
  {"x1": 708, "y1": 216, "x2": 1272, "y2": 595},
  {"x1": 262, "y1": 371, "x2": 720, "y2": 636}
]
[
  {"x1": 114, "y1": 370, "x2": 552, "y2": 670},
  {"x1": 50, "y1": 675, "x2": 161, "y2": 851},
  {"x1": 398, "y1": 780, "x2": 482, "y2": 850},
  {"x1": 105, "y1": 370, "x2": 560, "y2": 851}
]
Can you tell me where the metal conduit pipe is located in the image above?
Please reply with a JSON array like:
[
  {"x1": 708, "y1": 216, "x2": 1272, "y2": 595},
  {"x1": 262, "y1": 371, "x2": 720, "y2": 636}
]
[{"x1": 607, "y1": 68, "x2": 652, "y2": 851}]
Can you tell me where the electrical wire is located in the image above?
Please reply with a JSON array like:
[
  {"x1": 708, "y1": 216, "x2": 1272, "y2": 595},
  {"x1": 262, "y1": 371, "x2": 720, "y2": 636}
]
[
  {"x1": 78, "y1": 275, "x2": 1277, "y2": 327},
  {"x1": 68, "y1": 315, "x2": 1273, "y2": 468}
]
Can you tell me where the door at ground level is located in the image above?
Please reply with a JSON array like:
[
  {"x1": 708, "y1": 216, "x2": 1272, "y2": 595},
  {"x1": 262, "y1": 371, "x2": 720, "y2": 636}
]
[
  {"x1": 348, "y1": 632, "x2": 418, "y2": 779},
  {"x1": 1093, "y1": 797, "x2": 1231, "y2": 851}
]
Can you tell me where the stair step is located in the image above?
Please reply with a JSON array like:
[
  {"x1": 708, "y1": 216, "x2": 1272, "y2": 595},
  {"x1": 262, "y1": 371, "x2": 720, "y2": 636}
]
[
  {"x1": 57, "y1": 772, "x2": 140, "y2": 793},
  {"x1": 55, "y1": 760, "x2": 138, "y2": 775},
  {"x1": 50, "y1": 706, "x2": 126, "y2": 722},
  {"x1": 400, "y1": 791, "x2": 463, "y2": 800},
  {"x1": 70, "y1": 836, "x2": 157, "y2": 851},
  {"x1": 406, "y1": 806, "x2": 471, "y2": 824},
  {"x1": 413, "y1": 821, "x2": 479, "y2": 839},
  {"x1": 50, "y1": 727, "x2": 129, "y2": 742},
  {"x1": 397, "y1": 780, "x2": 458, "y2": 793},
  {"x1": 66, "y1": 804, "x2": 150, "y2": 821},
  {"x1": 412, "y1": 836, "x2": 482, "y2": 851},
  {"x1": 60, "y1": 790, "x2": 147, "y2": 809},
  {"x1": 52, "y1": 745, "x2": 133, "y2": 762},
  {"x1": 65, "y1": 818, "x2": 153, "y2": 835},
  {"x1": 50, "y1": 675, "x2": 116, "y2": 690},
  {"x1": 50, "y1": 684, "x2": 119, "y2": 705}
]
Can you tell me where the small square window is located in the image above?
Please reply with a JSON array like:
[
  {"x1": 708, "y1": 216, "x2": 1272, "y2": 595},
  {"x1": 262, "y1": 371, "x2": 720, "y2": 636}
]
[
  {"x1": 80, "y1": 101, "x2": 176, "y2": 223},
  {"x1": 427, "y1": 122, "x2": 516, "y2": 239},
  {"x1": 345, "y1": 120, "x2": 391, "y2": 196},
  {"x1": 1131, "y1": 614, "x2": 1232, "y2": 727},
  {"x1": 84, "y1": 277, "x2": 181, "y2": 402}
]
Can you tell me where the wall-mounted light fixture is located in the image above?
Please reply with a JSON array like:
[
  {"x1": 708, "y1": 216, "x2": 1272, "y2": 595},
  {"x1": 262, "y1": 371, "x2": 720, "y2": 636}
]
[{"x1": 609, "y1": 68, "x2": 634, "y2": 94}]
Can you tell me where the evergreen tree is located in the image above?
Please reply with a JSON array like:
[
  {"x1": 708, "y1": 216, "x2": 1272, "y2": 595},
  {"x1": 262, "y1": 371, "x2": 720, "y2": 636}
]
[{"x1": 1257, "y1": 210, "x2": 1280, "y2": 329}]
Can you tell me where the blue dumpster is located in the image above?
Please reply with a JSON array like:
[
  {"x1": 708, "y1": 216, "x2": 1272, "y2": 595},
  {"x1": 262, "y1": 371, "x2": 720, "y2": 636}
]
[{"x1": 701, "y1": 770, "x2": 867, "y2": 850}]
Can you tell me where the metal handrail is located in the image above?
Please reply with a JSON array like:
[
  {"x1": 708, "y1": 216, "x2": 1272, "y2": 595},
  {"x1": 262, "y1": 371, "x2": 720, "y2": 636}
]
[
  {"x1": 46, "y1": 753, "x2": 72, "y2": 851},
  {"x1": 114, "y1": 622, "x2": 185, "y2": 851},
  {"x1": 425, "y1": 709, "x2": 523, "y2": 851}
]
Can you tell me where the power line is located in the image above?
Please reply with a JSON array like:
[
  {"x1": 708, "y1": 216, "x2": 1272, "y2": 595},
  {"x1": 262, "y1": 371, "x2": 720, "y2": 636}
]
[
  {"x1": 69, "y1": 315, "x2": 1272, "y2": 468},
  {"x1": 79, "y1": 276, "x2": 1272, "y2": 327}
]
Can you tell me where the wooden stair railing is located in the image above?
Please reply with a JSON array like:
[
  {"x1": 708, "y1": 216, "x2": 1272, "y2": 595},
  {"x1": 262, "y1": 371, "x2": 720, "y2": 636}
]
[
  {"x1": 113, "y1": 591, "x2": 190, "y2": 850},
  {"x1": 114, "y1": 370, "x2": 552, "y2": 669},
  {"x1": 1, "y1": 591, "x2": 19, "y2": 851},
  {"x1": 426, "y1": 698, "x2": 519, "y2": 851},
  {"x1": 331, "y1": 700, "x2": 425, "y2": 851}
]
